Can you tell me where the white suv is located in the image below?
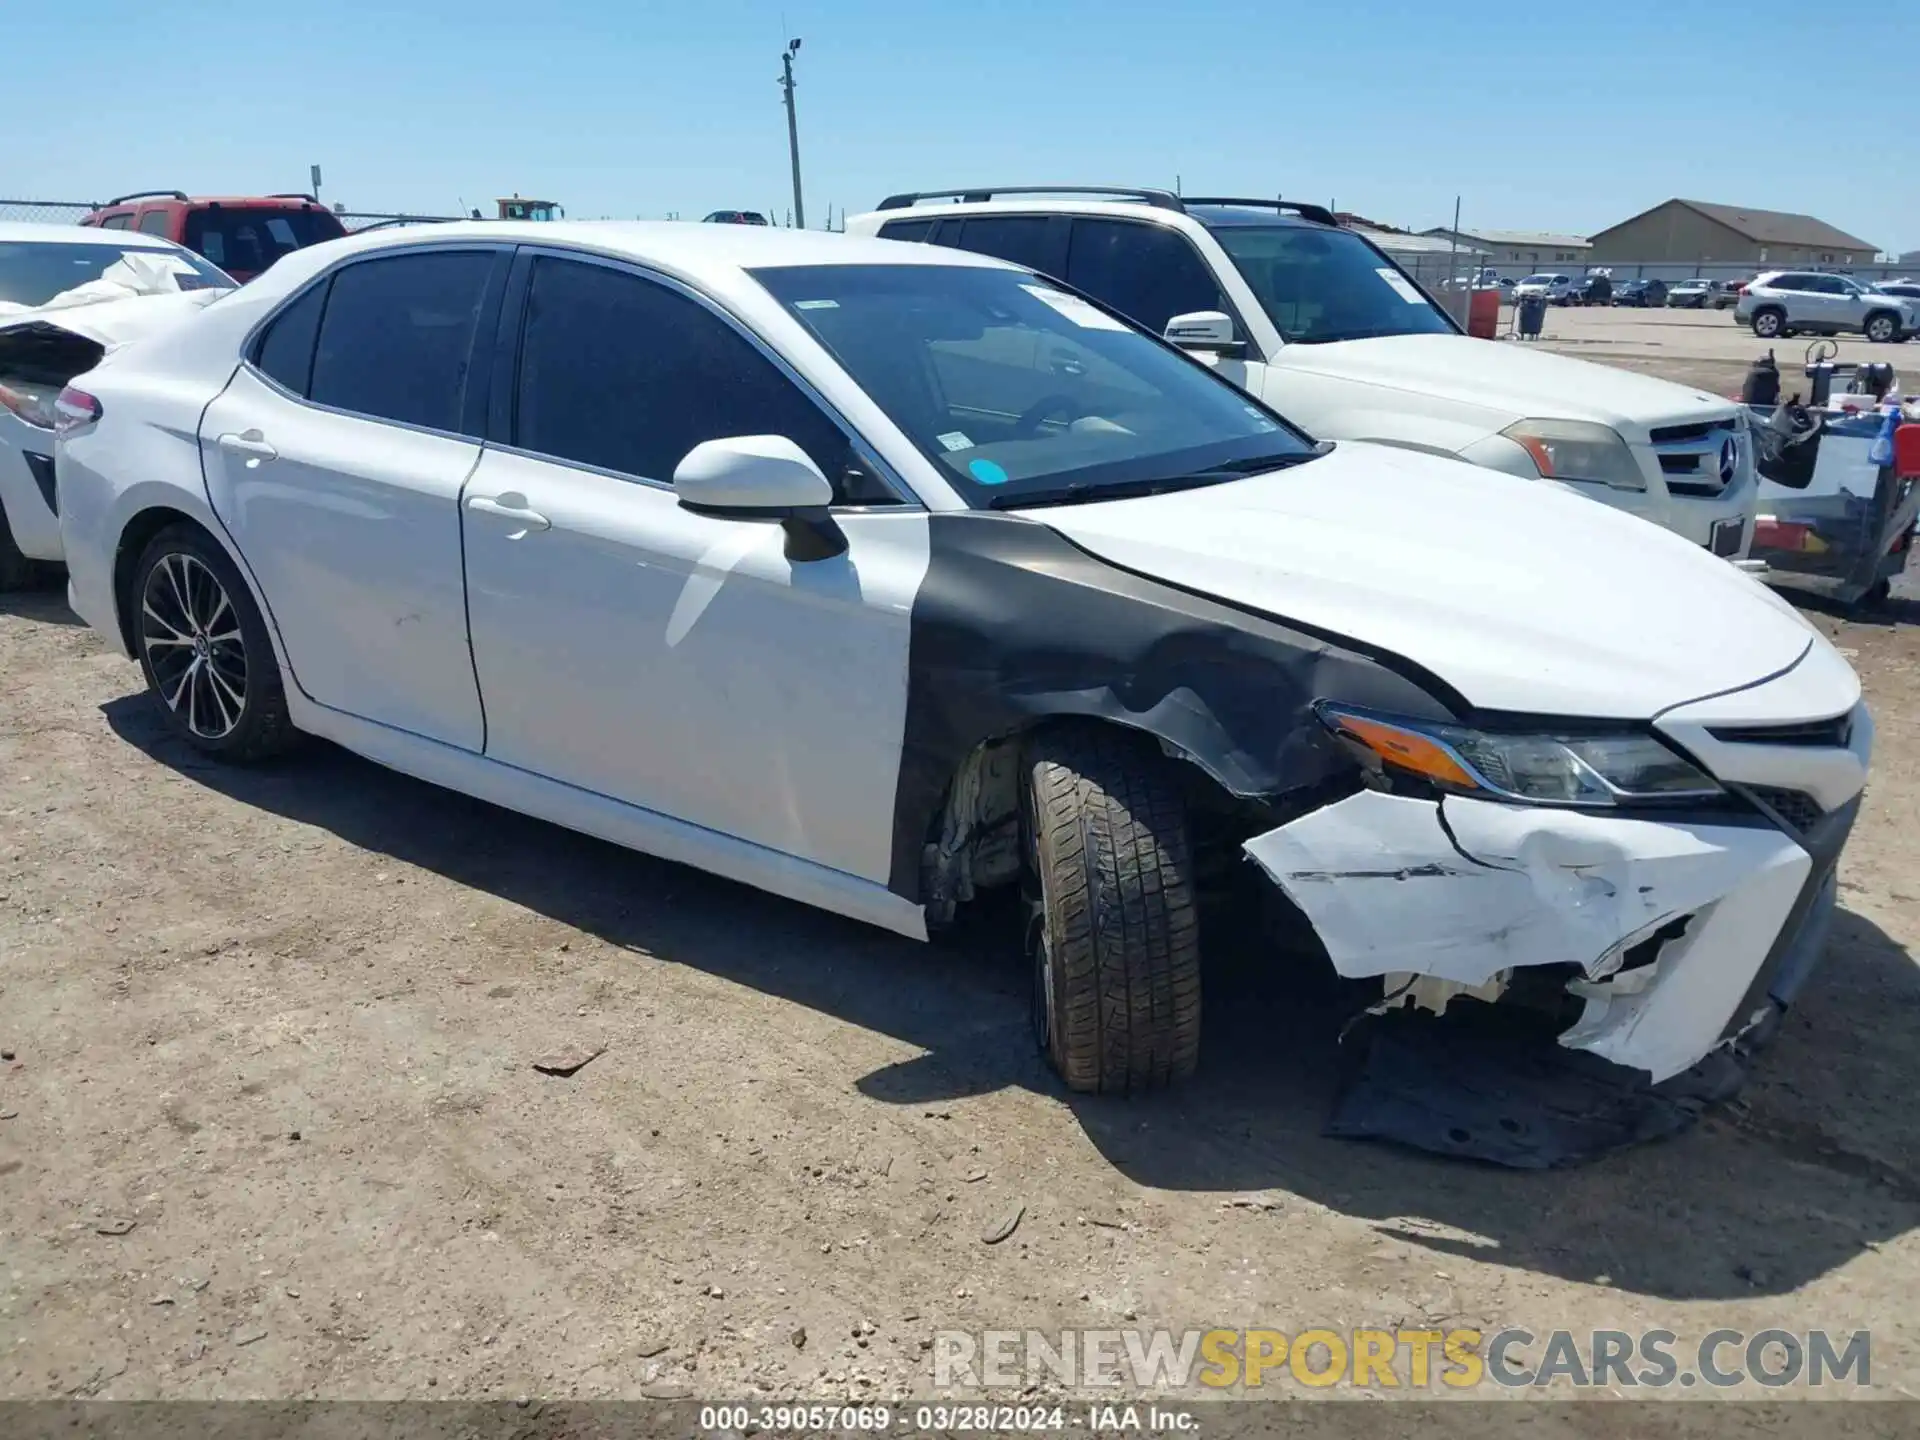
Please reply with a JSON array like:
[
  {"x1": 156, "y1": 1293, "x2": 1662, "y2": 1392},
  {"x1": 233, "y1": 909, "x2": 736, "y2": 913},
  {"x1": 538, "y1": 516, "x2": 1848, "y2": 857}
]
[
  {"x1": 1735, "y1": 271, "x2": 1916, "y2": 343},
  {"x1": 848, "y1": 189, "x2": 1757, "y2": 560}
]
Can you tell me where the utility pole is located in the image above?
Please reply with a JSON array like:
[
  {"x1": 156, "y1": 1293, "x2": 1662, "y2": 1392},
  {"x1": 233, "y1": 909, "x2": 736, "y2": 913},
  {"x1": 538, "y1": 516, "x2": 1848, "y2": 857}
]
[{"x1": 779, "y1": 38, "x2": 806, "y2": 229}]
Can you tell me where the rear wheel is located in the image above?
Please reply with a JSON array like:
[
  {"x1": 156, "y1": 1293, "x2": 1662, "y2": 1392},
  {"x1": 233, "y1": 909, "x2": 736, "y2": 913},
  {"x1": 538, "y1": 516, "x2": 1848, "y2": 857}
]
[
  {"x1": 1751, "y1": 307, "x2": 1785, "y2": 339},
  {"x1": 132, "y1": 524, "x2": 297, "y2": 760},
  {"x1": 1024, "y1": 725, "x2": 1201, "y2": 1094}
]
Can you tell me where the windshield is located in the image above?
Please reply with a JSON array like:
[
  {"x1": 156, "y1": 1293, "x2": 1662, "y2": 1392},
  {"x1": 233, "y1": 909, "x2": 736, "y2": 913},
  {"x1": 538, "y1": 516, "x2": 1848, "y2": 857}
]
[
  {"x1": 1519, "y1": 274, "x2": 1554, "y2": 285},
  {"x1": 0, "y1": 241, "x2": 233, "y2": 310},
  {"x1": 1207, "y1": 226, "x2": 1455, "y2": 345},
  {"x1": 183, "y1": 207, "x2": 345, "y2": 274},
  {"x1": 751, "y1": 263, "x2": 1315, "y2": 509}
]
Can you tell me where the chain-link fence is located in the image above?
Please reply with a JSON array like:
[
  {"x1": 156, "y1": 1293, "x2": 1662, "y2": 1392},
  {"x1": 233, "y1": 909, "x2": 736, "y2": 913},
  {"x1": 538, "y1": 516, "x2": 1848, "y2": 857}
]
[
  {"x1": 0, "y1": 199, "x2": 97, "y2": 226},
  {"x1": 337, "y1": 210, "x2": 463, "y2": 232}
]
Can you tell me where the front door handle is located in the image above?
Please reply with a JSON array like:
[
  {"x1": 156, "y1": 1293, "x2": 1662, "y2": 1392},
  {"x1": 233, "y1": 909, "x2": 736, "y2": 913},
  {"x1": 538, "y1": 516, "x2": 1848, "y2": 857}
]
[
  {"x1": 467, "y1": 493, "x2": 551, "y2": 533},
  {"x1": 217, "y1": 430, "x2": 277, "y2": 461}
]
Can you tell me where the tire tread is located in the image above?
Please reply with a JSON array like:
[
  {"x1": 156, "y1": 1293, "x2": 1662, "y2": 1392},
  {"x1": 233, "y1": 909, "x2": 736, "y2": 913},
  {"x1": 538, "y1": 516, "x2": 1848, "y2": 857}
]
[{"x1": 1029, "y1": 725, "x2": 1200, "y2": 1094}]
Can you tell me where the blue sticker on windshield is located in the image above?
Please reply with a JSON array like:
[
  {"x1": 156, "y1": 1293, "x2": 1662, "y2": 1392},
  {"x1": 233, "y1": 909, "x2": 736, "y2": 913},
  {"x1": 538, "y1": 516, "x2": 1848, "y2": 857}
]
[{"x1": 968, "y1": 458, "x2": 1010, "y2": 486}]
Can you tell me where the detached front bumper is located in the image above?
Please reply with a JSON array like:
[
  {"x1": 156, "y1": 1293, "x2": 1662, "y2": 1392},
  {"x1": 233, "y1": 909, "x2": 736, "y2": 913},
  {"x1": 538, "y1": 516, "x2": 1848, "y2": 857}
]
[
  {"x1": 1247, "y1": 791, "x2": 1828, "y2": 1083},
  {"x1": 1241, "y1": 669, "x2": 1869, "y2": 1161}
]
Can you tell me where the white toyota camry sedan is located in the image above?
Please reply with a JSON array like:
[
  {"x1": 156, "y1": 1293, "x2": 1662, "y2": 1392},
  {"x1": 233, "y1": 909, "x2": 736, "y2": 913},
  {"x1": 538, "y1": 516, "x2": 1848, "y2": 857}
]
[{"x1": 52, "y1": 221, "x2": 1870, "y2": 1155}]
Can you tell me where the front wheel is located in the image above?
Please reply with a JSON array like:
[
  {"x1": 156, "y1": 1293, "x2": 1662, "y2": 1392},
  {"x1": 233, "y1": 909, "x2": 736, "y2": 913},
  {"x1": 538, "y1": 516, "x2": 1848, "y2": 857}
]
[
  {"x1": 132, "y1": 524, "x2": 297, "y2": 760},
  {"x1": 1864, "y1": 312, "x2": 1899, "y2": 344},
  {"x1": 1025, "y1": 726, "x2": 1201, "y2": 1094}
]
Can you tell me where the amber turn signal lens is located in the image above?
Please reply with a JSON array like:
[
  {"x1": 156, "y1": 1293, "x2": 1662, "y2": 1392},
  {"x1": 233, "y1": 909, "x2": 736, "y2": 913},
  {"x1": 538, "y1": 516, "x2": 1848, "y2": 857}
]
[{"x1": 1325, "y1": 712, "x2": 1481, "y2": 791}]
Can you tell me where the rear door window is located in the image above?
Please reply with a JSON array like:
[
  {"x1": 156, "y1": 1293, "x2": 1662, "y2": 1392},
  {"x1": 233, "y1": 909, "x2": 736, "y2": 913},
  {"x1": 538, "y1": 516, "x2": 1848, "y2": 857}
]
[
  {"x1": 136, "y1": 210, "x2": 172, "y2": 236},
  {"x1": 949, "y1": 217, "x2": 1064, "y2": 276},
  {"x1": 877, "y1": 219, "x2": 934, "y2": 244},
  {"x1": 1065, "y1": 219, "x2": 1226, "y2": 334},
  {"x1": 307, "y1": 251, "x2": 495, "y2": 433},
  {"x1": 98, "y1": 214, "x2": 133, "y2": 230}
]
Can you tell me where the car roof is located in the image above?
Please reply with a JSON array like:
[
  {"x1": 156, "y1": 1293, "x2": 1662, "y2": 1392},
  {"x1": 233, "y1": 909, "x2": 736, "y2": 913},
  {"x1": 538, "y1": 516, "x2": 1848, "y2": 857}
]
[
  {"x1": 91, "y1": 195, "x2": 328, "y2": 210},
  {"x1": 853, "y1": 198, "x2": 1196, "y2": 227},
  {"x1": 850, "y1": 196, "x2": 1335, "y2": 234},
  {"x1": 298, "y1": 219, "x2": 1019, "y2": 287},
  {"x1": 0, "y1": 221, "x2": 188, "y2": 249}
]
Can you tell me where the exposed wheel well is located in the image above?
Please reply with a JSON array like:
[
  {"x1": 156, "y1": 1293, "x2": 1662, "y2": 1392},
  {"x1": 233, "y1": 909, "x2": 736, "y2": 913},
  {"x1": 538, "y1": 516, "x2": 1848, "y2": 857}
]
[
  {"x1": 111, "y1": 507, "x2": 203, "y2": 655},
  {"x1": 917, "y1": 716, "x2": 1299, "y2": 928}
]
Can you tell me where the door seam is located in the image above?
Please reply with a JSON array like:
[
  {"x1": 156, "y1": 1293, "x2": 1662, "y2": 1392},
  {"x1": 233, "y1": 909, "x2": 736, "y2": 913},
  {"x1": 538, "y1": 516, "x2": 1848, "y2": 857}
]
[{"x1": 455, "y1": 444, "x2": 490, "y2": 754}]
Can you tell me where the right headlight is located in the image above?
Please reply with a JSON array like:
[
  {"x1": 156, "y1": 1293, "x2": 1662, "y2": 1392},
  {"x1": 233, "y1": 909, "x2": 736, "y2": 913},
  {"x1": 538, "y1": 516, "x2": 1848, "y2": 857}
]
[
  {"x1": 1503, "y1": 418, "x2": 1646, "y2": 491},
  {"x1": 1318, "y1": 706, "x2": 1723, "y2": 808}
]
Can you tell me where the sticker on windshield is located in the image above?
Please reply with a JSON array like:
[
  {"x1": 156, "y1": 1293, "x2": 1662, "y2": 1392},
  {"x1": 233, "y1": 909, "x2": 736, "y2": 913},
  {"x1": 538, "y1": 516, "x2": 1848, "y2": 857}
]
[
  {"x1": 968, "y1": 458, "x2": 1011, "y2": 485},
  {"x1": 1020, "y1": 284, "x2": 1129, "y2": 331},
  {"x1": 793, "y1": 299, "x2": 839, "y2": 310},
  {"x1": 1375, "y1": 268, "x2": 1427, "y2": 305},
  {"x1": 1242, "y1": 404, "x2": 1280, "y2": 432},
  {"x1": 936, "y1": 431, "x2": 974, "y2": 452}
]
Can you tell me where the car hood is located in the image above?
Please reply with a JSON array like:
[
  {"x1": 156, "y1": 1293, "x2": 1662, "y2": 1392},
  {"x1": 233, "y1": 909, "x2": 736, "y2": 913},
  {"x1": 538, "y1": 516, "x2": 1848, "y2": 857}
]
[
  {"x1": 1269, "y1": 333, "x2": 1734, "y2": 430},
  {"x1": 1030, "y1": 441, "x2": 1824, "y2": 719}
]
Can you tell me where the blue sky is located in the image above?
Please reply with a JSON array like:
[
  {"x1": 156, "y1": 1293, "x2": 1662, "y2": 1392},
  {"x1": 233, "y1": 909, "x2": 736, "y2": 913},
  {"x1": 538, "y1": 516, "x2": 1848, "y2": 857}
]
[{"x1": 11, "y1": 0, "x2": 1915, "y2": 254}]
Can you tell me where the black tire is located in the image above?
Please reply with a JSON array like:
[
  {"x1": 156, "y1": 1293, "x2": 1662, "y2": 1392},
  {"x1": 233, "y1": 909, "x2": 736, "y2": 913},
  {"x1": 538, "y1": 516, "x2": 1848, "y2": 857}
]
[
  {"x1": 1024, "y1": 725, "x2": 1201, "y2": 1094},
  {"x1": 1751, "y1": 308, "x2": 1785, "y2": 339},
  {"x1": 0, "y1": 509, "x2": 47, "y2": 593},
  {"x1": 131, "y1": 523, "x2": 297, "y2": 760},
  {"x1": 1864, "y1": 311, "x2": 1899, "y2": 344}
]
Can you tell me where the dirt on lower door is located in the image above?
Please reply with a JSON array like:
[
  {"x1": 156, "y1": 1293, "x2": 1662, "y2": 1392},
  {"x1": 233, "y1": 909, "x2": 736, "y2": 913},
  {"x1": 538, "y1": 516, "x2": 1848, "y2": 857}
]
[{"x1": 2, "y1": 575, "x2": 1919, "y2": 1404}]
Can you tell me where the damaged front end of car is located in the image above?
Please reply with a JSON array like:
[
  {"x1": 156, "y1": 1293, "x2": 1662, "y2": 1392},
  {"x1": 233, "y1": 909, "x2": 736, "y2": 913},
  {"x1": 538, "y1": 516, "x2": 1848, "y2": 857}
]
[{"x1": 1243, "y1": 691, "x2": 1870, "y2": 1167}]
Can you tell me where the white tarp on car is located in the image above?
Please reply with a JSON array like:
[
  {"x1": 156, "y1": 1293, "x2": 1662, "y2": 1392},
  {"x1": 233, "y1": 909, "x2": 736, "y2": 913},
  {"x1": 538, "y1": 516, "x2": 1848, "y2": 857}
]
[{"x1": 0, "y1": 251, "x2": 221, "y2": 320}]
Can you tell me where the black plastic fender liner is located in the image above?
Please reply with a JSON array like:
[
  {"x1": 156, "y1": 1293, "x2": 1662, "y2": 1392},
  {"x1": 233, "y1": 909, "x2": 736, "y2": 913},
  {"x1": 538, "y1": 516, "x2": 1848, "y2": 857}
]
[{"x1": 885, "y1": 510, "x2": 1459, "y2": 903}]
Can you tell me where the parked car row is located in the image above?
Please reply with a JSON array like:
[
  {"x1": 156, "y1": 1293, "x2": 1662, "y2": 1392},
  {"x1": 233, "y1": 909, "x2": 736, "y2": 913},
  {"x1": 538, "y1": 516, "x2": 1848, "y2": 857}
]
[{"x1": 1, "y1": 190, "x2": 1872, "y2": 1135}]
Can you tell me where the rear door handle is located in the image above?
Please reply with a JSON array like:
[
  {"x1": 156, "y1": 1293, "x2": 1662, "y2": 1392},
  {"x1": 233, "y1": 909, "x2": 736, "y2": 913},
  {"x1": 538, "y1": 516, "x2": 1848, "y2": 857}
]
[
  {"x1": 217, "y1": 430, "x2": 277, "y2": 461},
  {"x1": 466, "y1": 494, "x2": 551, "y2": 533}
]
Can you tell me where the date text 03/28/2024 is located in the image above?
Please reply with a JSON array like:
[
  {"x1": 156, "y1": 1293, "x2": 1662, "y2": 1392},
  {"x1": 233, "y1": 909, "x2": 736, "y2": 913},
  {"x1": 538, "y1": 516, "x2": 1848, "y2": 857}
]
[{"x1": 696, "y1": 1404, "x2": 1196, "y2": 1433}]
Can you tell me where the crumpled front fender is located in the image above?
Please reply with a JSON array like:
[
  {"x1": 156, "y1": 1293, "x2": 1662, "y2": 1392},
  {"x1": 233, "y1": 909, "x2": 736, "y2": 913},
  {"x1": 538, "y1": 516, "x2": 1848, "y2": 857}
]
[{"x1": 1244, "y1": 791, "x2": 1810, "y2": 1082}]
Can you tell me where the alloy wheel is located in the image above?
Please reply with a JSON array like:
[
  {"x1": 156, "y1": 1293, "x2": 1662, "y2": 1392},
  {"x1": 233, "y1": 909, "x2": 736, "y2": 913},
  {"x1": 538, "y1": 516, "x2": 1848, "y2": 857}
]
[{"x1": 141, "y1": 551, "x2": 248, "y2": 740}]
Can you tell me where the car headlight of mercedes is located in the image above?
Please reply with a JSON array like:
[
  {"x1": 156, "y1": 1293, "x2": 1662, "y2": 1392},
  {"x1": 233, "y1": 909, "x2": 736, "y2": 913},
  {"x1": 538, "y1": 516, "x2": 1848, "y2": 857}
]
[
  {"x1": 1317, "y1": 705, "x2": 1722, "y2": 807},
  {"x1": 1503, "y1": 418, "x2": 1646, "y2": 491}
]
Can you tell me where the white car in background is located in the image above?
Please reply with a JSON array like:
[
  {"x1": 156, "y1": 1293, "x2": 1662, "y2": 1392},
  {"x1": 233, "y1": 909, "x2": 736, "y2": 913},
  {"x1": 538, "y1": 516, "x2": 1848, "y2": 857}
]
[
  {"x1": 1513, "y1": 273, "x2": 1576, "y2": 305},
  {"x1": 0, "y1": 223, "x2": 232, "y2": 588},
  {"x1": 53, "y1": 221, "x2": 1867, "y2": 1151},
  {"x1": 849, "y1": 190, "x2": 1759, "y2": 561}
]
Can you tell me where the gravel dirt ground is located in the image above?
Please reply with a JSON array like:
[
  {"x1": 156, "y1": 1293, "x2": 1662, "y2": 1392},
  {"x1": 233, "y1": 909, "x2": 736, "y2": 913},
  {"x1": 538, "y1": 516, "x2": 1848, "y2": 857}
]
[
  {"x1": 4, "y1": 335, "x2": 1920, "y2": 1408},
  {"x1": 1509, "y1": 301, "x2": 1915, "y2": 397}
]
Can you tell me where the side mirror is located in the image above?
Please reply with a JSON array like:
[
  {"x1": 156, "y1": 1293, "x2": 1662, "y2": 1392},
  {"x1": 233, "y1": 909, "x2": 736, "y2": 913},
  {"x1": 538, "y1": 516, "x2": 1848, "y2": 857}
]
[
  {"x1": 1164, "y1": 311, "x2": 1244, "y2": 356},
  {"x1": 672, "y1": 435, "x2": 846, "y2": 561}
]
